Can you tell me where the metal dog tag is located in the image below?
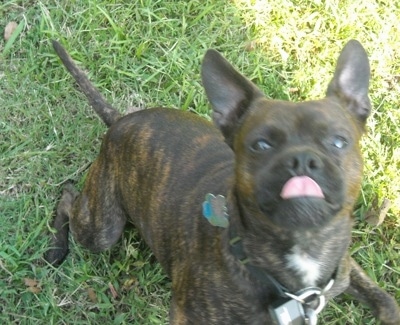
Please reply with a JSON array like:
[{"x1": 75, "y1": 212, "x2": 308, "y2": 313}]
[
  {"x1": 269, "y1": 298, "x2": 306, "y2": 325},
  {"x1": 202, "y1": 193, "x2": 229, "y2": 228},
  {"x1": 304, "y1": 307, "x2": 318, "y2": 325}
]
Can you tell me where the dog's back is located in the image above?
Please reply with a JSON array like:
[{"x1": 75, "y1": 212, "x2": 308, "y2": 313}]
[{"x1": 102, "y1": 108, "x2": 234, "y2": 272}]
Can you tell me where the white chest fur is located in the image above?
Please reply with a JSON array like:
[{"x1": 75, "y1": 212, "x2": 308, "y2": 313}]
[{"x1": 285, "y1": 245, "x2": 321, "y2": 287}]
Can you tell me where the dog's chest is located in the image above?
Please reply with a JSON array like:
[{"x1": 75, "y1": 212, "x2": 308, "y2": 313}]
[{"x1": 285, "y1": 245, "x2": 321, "y2": 287}]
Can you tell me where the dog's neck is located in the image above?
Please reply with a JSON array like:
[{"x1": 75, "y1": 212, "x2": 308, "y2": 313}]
[{"x1": 225, "y1": 190, "x2": 352, "y2": 290}]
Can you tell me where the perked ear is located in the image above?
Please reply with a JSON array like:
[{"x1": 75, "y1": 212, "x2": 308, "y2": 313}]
[
  {"x1": 326, "y1": 40, "x2": 371, "y2": 125},
  {"x1": 201, "y1": 50, "x2": 264, "y2": 146}
]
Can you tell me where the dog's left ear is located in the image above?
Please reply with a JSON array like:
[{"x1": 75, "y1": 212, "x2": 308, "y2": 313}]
[
  {"x1": 327, "y1": 40, "x2": 371, "y2": 125},
  {"x1": 201, "y1": 50, "x2": 264, "y2": 146}
]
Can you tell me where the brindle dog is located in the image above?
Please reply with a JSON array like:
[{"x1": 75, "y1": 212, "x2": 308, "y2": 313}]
[{"x1": 46, "y1": 40, "x2": 400, "y2": 324}]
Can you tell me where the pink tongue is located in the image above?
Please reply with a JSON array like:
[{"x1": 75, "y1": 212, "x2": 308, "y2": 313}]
[{"x1": 280, "y1": 176, "x2": 324, "y2": 199}]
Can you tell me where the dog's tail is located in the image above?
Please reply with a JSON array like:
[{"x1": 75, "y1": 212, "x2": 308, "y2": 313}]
[{"x1": 52, "y1": 40, "x2": 121, "y2": 127}]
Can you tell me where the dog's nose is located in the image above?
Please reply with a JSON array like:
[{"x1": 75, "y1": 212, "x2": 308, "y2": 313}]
[{"x1": 285, "y1": 151, "x2": 323, "y2": 175}]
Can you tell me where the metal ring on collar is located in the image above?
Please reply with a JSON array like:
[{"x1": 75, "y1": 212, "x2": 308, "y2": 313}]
[{"x1": 284, "y1": 288, "x2": 326, "y2": 315}]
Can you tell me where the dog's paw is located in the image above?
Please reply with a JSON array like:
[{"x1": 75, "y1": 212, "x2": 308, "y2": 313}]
[{"x1": 45, "y1": 246, "x2": 69, "y2": 266}]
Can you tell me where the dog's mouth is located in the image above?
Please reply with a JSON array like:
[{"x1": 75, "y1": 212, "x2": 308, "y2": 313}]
[
  {"x1": 255, "y1": 174, "x2": 343, "y2": 229},
  {"x1": 280, "y1": 176, "x2": 324, "y2": 200}
]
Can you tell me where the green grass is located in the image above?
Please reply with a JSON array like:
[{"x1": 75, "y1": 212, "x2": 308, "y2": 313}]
[{"x1": 1, "y1": 0, "x2": 399, "y2": 324}]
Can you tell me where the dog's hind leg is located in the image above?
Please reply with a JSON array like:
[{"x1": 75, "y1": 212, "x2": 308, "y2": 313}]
[
  {"x1": 46, "y1": 158, "x2": 127, "y2": 265},
  {"x1": 68, "y1": 156, "x2": 127, "y2": 253},
  {"x1": 45, "y1": 183, "x2": 78, "y2": 265}
]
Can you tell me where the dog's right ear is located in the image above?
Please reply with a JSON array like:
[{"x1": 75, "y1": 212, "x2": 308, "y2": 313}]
[{"x1": 201, "y1": 50, "x2": 264, "y2": 146}]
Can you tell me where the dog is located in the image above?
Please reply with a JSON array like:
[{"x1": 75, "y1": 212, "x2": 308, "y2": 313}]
[{"x1": 46, "y1": 39, "x2": 400, "y2": 324}]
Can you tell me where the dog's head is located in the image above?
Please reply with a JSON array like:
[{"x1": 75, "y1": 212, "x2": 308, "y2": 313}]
[{"x1": 201, "y1": 40, "x2": 370, "y2": 230}]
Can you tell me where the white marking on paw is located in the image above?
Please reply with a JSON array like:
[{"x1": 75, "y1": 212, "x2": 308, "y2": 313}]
[{"x1": 285, "y1": 246, "x2": 321, "y2": 287}]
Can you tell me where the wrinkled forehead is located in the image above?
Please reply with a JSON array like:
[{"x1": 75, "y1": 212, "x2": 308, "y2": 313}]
[{"x1": 241, "y1": 97, "x2": 360, "y2": 135}]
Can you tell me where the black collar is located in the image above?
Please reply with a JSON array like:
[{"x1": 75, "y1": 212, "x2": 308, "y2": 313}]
[
  {"x1": 228, "y1": 226, "x2": 288, "y2": 296},
  {"x1": 228, "y1": 225, "x2": 336, "y2": 315}
]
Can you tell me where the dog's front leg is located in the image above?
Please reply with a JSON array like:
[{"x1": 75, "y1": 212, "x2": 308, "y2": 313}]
[
  {"x1": 169, "y1": 295, "x2": 191, "y2": 325},
  {"x1": 346, "y1": 258, "x2": 400, "y2": 325}
]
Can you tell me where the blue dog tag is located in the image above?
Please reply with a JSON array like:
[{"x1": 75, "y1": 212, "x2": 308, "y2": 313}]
[{"x1": 202, "y1": 193, "x2": 229, "y2": 228}]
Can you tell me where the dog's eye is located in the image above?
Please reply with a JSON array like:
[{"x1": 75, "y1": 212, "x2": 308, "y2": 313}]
[
  {"x1": 251, "y1": 139, "x2": 272, "y2": 152},
  {"x1": 332, "y1": 136, "x2": 348, "y2": 149}
]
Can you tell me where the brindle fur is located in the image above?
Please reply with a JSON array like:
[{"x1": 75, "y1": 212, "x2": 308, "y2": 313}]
[{"x1": 46, "y1": 40, "x2": 400, "y2": 324}]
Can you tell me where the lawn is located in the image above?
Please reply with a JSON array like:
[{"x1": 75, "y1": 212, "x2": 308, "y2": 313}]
[{"x1": 1, "y1": 0, "x2": 399, "y2": 324}]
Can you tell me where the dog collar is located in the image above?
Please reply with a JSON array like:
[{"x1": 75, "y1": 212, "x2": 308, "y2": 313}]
[
  {"x1": 202, "y1": 193, "x2": 335, "y2": 325},
  {"x1": 229, "y1": 229, "x2": 336, "y2": 325}
]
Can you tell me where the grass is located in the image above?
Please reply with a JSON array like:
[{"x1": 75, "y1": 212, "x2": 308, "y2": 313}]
[{"x1": 0, "y1": 0, "x2": 399, "y2": 324}]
